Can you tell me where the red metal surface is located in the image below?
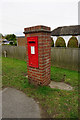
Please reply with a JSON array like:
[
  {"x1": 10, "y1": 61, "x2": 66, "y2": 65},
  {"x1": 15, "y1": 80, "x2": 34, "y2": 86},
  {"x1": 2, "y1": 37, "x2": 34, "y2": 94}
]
[{"x1": 27, "y1": 36, "x2": 38, "y2": 68}]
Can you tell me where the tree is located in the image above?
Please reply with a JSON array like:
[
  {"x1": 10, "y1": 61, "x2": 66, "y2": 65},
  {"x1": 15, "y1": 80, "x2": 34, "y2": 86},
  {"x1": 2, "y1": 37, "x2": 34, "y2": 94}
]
[
  {"x1": 67, "y1": 36, "x2": 78, "y2": 48},
  {"x1": 0, "y1": 33, "x2": 4, "y2": 39},
  {"x1": 9, "y1": 41, "x2": 14, "y2": 45},
  {"x1": 55, "y1": 37, "x2": 66, "y2": 47},
  {"x1": 51, "y1": 37, "x2": 54, "y2": 47},
  {"x1": 5, "y1": 34, "x2": 16, "y2": 44}
]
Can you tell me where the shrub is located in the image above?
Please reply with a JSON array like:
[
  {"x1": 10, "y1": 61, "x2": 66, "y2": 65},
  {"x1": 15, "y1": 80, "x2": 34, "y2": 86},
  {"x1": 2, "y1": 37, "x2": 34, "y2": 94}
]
[
  {"x1": 14, "y1": 41, "x2": 17, "y2": 46},
  {"x1": 9, "y1": 41, "x2": 13, "y2": 45},
  {"x1": 51, "y1": 37, "x2": 54, "y2": 47},
  {"x1": 55, "y1": 37, "x2": 66, "y2": 47},
  {"x1": 67, "y1": 36, "x2": 78, "y2": 48}
]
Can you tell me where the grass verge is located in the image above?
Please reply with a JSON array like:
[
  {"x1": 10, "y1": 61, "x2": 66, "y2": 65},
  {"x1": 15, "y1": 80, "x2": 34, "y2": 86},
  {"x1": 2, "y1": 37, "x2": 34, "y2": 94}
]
[{"x1": 2, "y1": 57, "x2": 78, "y2": 118}]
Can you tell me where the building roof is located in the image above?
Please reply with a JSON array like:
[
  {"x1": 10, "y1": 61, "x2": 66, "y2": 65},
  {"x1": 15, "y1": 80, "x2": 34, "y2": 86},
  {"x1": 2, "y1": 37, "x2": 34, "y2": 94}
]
[
  {"x1": 16, "y1": 36, "x2": 25, "y2": 38},
  {"x1": 51, "y1": 25, "x2": 80, "y2": 36}
]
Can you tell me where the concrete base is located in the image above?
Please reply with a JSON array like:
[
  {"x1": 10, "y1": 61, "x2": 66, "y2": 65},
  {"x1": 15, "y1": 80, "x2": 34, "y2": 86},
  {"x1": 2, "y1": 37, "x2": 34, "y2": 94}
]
[{"x1": 49, "y1": 81, "x2": 73, "y2": 90}]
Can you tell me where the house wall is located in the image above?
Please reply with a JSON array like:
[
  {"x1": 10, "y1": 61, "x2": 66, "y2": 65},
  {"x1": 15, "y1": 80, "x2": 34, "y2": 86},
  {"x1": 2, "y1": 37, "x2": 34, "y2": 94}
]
[
  {"x1": 17, "y1": 37, "x2": 26, "y2": 46},
  {"x1": 78, "y1": 36, "x2": 80, "y2": 44}
]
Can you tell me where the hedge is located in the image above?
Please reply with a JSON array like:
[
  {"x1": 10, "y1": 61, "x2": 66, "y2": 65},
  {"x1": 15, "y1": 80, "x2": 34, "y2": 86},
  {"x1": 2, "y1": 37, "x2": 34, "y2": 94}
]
[
  {"x1": 55, "y1": 37, "x2": 66, "y2": 47},
  {"x1": 67, "y1": 36, "x2": 78, "y2": 48},
  {"x1": 51, "y1": 37, "x2": 54, "y2": 47}
]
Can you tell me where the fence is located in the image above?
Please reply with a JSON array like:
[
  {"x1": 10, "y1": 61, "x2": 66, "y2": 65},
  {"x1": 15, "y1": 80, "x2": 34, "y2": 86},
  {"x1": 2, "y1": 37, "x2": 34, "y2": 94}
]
[
  {"x1": 2, "y1": 45, "x2": 80, "y2": 71},
  {"x1": 51, "y1": 47, "x2": 79, "y2": 71},
  {"x1": 2, "y1": 45, "x2": 26, "y2": 61}
]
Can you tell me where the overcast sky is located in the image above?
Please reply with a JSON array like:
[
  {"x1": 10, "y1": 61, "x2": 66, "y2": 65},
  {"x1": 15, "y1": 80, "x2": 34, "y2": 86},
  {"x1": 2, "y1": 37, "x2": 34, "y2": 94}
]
[{"x1": 0, "y1": 0, "x2": 79, "y2": 36}]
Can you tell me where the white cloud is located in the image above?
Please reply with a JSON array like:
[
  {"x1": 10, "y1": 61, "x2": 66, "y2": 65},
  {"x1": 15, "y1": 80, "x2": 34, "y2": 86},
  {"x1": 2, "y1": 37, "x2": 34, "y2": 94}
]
[{"x1": 0, "y1": 0, "x2": 79, "y2": 36}]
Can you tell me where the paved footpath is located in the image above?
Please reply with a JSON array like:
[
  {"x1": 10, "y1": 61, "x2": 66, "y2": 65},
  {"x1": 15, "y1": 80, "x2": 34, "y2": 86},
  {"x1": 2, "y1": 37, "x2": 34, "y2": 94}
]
[{"x1": 2, "y1": 87, "x2": 41, "y2": 118}]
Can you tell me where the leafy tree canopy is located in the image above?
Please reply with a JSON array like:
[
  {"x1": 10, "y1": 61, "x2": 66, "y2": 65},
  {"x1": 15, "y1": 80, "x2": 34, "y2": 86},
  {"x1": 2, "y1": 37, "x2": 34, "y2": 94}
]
[{"x1": 5, "y1": 34, "x2": 16, "y2": 42}]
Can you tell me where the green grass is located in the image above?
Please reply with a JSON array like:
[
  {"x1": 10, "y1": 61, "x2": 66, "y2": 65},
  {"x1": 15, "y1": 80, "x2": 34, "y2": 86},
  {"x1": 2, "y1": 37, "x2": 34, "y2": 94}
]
[
  {"x1": 2, "y1": 57, "x2": 78, "y2": 118},
  {"x1": 51, "y1": 66, "x2": 78, "y2": 87}
]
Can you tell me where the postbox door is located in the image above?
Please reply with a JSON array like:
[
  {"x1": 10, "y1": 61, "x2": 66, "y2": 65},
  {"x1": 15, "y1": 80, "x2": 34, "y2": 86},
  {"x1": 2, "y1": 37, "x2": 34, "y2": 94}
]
[{"x1": 27, "y1": 36, "x2": 38, "y2": 68}]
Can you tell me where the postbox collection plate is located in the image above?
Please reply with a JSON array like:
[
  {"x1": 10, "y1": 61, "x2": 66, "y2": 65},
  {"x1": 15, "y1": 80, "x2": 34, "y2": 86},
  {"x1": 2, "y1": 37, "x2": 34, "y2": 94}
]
[{"x1": 27, "y1": 36, "x2": 38, "y2": 68}]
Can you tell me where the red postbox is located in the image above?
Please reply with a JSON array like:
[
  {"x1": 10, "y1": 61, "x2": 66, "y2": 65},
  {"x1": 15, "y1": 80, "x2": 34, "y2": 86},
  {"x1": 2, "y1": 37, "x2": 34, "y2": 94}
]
[{"x1": 27, "y1": 36, "x2": 38, "y2": 68}]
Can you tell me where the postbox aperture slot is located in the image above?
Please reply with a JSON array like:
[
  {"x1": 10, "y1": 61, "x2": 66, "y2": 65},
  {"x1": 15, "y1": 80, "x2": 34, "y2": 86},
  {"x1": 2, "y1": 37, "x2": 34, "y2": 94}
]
[{"x1": 29, "y1": 41, "x2": 35, "y2": 43}]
